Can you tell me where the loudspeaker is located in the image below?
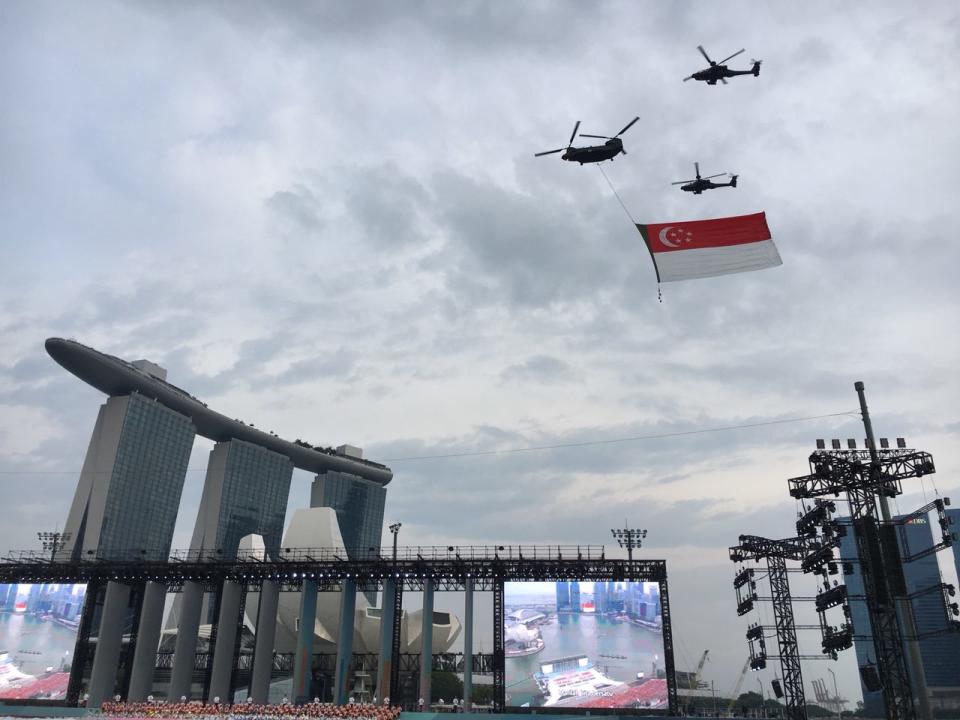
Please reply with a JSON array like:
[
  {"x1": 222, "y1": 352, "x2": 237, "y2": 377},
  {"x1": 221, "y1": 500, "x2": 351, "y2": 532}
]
[
  {"x1": 860, "y1": 664, "x2": 882, "y2": 692},
  {"x1": 771, "y1": 679, "x2": 783, "y2": 698}
]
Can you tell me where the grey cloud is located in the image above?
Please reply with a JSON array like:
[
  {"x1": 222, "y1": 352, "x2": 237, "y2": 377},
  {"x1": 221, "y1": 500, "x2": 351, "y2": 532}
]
[
  {"x1": 267, "y1": 184, "x2": 325, "y2": 235},
  {"x1": 500, "y1": 354, "x2": 578, "y2": 384}
]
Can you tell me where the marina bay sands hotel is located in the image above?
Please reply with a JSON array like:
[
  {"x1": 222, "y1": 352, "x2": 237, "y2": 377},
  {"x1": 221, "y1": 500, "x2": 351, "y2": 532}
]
[{"x1": 42, "y1": 338, "x2": 460, "y2": 707}]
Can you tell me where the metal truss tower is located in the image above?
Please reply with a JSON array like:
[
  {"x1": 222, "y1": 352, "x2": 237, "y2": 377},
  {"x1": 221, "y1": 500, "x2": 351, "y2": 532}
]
[
  {"x1": 730, "y1": 534, "x2": 814, "y2": 720},
  {"x1": 787, "y1": 382, "x2": 939, "y2": 720}
]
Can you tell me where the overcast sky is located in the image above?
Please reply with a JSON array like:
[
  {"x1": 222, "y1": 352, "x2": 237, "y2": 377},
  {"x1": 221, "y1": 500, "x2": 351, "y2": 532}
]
[{"x1": 2, "y1": 0, "x2": 959, "y2": 706}]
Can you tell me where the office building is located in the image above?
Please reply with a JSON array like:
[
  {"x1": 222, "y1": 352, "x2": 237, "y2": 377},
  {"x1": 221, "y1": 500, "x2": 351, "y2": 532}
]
[
  {"x1": 61, "y1": 392, "x2": 196, "y2": 561},
  {"x1": 841, "y1": 510, "x2": 960, "y2": 714}
]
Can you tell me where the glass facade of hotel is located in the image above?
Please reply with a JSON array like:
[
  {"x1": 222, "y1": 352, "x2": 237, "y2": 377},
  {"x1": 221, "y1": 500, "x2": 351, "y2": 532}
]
[
  {"x1": 312, "y1": 471, "x2": 387, "y2": 558},
  {"x1": 213, "y1": 440, "x2": 293, "y2": 560},
  {"x1": 98, "y1": 393, "x2": 195, "y2": 561}
]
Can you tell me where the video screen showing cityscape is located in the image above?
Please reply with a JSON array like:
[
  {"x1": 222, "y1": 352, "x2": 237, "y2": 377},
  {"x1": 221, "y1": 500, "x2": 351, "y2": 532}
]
[
  {"x1": 0, "y1": 583, "x2": 86, "y2": 700},
  {"x1": 504, "y1": 580, "x2": 668, "y2": 710}
]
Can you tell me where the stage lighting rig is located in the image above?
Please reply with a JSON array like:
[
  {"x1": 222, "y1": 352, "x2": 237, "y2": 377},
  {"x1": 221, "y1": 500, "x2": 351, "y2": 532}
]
[
  {"x1": 796, "y1": 499, "x2": 836, "y2": 537},
  {"x1": 611, "y1": 523, "x2": 647, "y2": 562},
  {"x1": 801, "y1": 541, "x2": 837, "y2": 574},
  {"x1": 737, "y1": 595, "x2": 756, "y2": 616},
  {"x1": 821, "y1": 623, "x2": 854, "y2": 655},
  {"x1": 388, "y1": 522, "x2": 402, "y2": 562},
  {"x1": 734, "y1": 567, "x2": 755, "y2": 589},
  {"x1": 37, "y1": 530, "x2": 71, "y2": 562},
  {"x1": 816, "y1": 584, "x2": 847, "y2": 613},
  {"x1": 729, "y1": 533, "x2": 812, "y2": 719}
]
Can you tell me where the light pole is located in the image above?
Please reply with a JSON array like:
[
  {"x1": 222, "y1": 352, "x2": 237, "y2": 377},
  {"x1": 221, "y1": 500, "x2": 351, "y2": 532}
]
[
  {"x1": 610, "y1": 522, "x2": 647, "y2": 562},
  {"x1": 37, "y1": 531, "x2": 71, "y2": 562},
  {"x1": 388, "y1": 523, "x2": 402, "y2": 562},
  {"x1": 827, "y1": 668, "x2": 841, "y2": 720}
]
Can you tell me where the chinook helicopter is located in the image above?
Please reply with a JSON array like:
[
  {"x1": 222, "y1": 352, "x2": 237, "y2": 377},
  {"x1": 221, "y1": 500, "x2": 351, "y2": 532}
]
[
  {"x1": 534, "y1": 116, "x2": 639, "y2": 164},
  {"x1": 684, "y1": 46, "x2": 761, "y2": 85},
  {"x1": 672, "y1": 163, "x2": 738, "y2": 194}
]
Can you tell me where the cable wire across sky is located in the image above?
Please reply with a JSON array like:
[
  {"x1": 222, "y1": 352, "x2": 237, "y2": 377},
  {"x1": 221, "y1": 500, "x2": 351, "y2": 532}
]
[{"x1": 0, "y1": 410, "x2": 860, "y2": 473}]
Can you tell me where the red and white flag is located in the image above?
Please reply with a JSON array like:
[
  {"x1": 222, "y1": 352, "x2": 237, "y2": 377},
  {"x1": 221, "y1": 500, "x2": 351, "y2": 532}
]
[{"x1": 637, "y1": 212, "x2": 781, "y2": 283}]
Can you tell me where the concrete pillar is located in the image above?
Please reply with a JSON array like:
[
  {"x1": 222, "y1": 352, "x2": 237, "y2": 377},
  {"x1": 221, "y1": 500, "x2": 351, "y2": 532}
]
[
  {"x1": 334, "y1": 579, "x2": 357, "y2": 705},
  {"x1": 293, "y1": 579, "x2": 318, "y2": 703},
  {"x1": 419, "y1": 578, "x2": 434, "y2": 707},
  {"x1": 250, "y1": 579, "x2": 280, "y2": 703},
  {"x1": 127, "y1": 581, "x2": 166, "y2": 701},
  {"x1": 87, "y1": 581, "x2": 131, "y2": 709},
  {"x1": 377, "y1": 579, "x2": 397, "y2": 701},
  {"x1": 208, "y1": 580, "x2": 243, "y2": 703},
  {"x1": 463, "y1": 579, "x2": 473, "y2": 711},
  {"x1": 168, "y1": 580, "x2": 204, "y2": 700}
]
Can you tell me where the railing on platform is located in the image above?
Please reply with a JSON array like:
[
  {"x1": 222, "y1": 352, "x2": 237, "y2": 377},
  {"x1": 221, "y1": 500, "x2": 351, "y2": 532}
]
[{"x1": 2, "y1": 544, "x2": 608, "y2": 565}]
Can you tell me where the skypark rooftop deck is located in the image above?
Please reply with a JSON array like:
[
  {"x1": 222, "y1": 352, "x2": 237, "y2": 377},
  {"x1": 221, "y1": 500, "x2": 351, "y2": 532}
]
[{"x1": 45, "y1": 337, "x2": 392, "y2": 484}]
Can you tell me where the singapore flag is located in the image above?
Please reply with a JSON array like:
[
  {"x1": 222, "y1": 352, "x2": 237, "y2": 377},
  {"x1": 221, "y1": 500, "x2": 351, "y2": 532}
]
[{"x1": 636, "y1": 212, "x2": 781, "y2": 283}]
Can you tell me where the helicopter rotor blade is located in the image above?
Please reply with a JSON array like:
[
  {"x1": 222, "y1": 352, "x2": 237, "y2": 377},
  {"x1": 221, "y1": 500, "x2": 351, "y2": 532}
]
[
  {"x1": 718, "y1": 48, "x2": 745, "y2": 64},
  {"x1": 697, "y1": 45, "x2": 713, "y2": 64},
  {"x1": 672, "y1": 180, "x2": 695, "y2": 185},
  {"x1": 616, "y1": 116, "x2": 640, "y2": 137},
  {"x1": 720, "y1": 77, "x2": 728, "y2": 85},
  {"x1": 695, "y1": 162, "x2": 700, "y2": 178},
  {"x1": 579, "y1": 133, "x2": 614, "y2": 139},
  {"x1": 703, "y1": 173, "x2": 726, "y2": 180},
  {"x1": 683, "y1": 75, "x2": 695, "y2": 82},
  {"x1": 534, "y1": 149, "x2": 565, "y2": 157},
  {"x1": 568, "y1": 121, "x2": 581, "y2": 148}
]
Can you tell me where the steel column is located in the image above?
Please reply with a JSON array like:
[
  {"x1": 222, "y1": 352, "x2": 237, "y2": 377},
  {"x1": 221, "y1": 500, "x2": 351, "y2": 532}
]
[
  {"x1": 208, "y1": 580, "x2": 243, "y2": 702},
  {"x1": 249, "y1": 579, "x2": 280, "y2": 703},
  {"x1": 419, "y1": 578, "x2": 434, "y2": 707},
  {"x1": 169, "y1": 580, "x2": 204, "y2": 700},
  {"x1": 293, "y1": 578, "x2": 318, "y2": 703},
  {"x1": 128, "y1": 581, "x2": 167, "y2": 701},
  {"x1": 493, "y1": 580, "x2": 504, "y2": 710},
  {"x1": 463, "y1": 578, "x2": 473, "y2": 710},
  {"x1": 335, "y1": 579, "x2": 357, "y2": 705},
  {"x1": 87, "y1": 581, "x2": 131, "y2": 709}
]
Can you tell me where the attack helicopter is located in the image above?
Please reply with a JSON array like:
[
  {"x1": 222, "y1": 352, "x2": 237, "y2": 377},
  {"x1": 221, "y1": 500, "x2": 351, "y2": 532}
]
[
  {"x1": 672, "y1": 163, "x2": 738, "y2": 194},
  {"x1": 535, "y1": 116, "x2": 639, "y2": 164},
  {"x1": 684, "y1": 46, "x2": 761, "y2": 85}
]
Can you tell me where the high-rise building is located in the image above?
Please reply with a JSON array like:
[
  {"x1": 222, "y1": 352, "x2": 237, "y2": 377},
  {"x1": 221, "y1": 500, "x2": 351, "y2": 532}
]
[
  {"x1": 61, "y1": 392, "x2": 196, "y2": 561},
  {"x1": 556, "y1": 581, "x2": 570, "y2": 611},
  {"x1": 189, "y1": 439, "x2": 294, "y2": 561},
  {"x1": 311, "y1": 467, "x2": 386, "y2": 558},
  {"x1": 570, "y1": 581, "x2": 581, "y2": 612},
  {"x1": 596, "y1": 581, "x2": 607, "y2": 613},
  {"x1": 841, "y1": 510, "x2": 960, "y2": 714},
  {"x1": 46, "y1": 337, "x2": 393, "y2": 563}
]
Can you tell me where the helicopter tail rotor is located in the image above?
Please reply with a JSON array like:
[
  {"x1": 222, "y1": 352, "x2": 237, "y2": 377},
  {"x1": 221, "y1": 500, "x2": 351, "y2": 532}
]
[
  {"x1": 751, "y1": 60, "x2": 762, "y2": 76},
  {"x1": 730, "y1": 175, "x2": 738, "y2": 188}
]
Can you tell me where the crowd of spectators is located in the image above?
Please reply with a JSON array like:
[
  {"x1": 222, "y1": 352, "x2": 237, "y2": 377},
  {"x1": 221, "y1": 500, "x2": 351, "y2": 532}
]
[{"x1": 98, "y1": 699, "x2": 402, "y2": 720}]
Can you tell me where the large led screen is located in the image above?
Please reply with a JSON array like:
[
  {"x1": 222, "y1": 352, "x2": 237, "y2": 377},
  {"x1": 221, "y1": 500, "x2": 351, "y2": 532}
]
[
  {"x1": 0, "y1": 583, "x2": 86, "y2": 700},
  {"x1": 504, "y1": 580, "x2": 668, "y2": 710}
]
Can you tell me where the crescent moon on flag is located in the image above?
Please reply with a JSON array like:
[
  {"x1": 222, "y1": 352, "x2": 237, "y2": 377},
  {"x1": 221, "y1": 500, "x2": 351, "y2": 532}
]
[{"x1": 659, "y1": 226, "x2": 680, "y2": 248}]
